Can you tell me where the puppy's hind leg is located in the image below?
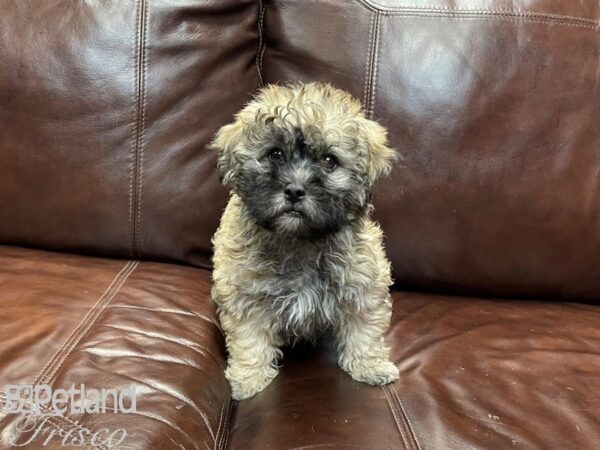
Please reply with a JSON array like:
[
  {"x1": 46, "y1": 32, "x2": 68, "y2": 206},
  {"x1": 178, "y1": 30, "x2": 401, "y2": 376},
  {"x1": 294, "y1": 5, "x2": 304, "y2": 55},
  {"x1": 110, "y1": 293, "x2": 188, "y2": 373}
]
[
  {"x1": 220, "y1": 310, "x2": 282, "y2": 400},
  {"x1": 335, "y1": 302, "x2": 399, "y2": 385}
]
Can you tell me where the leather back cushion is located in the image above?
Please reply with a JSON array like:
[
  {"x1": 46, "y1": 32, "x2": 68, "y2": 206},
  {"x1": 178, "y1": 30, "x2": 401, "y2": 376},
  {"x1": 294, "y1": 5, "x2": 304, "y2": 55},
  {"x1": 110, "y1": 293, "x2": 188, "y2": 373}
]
[
  {"x1": 0, "y1": 0, "x2": 258, "y2": 266},
  {"x1": 263, "y1": 0, "x2": 600, "y2": 299},
  {"x1": 3, "y1": 0, "x2": 600, "y2": 301}
]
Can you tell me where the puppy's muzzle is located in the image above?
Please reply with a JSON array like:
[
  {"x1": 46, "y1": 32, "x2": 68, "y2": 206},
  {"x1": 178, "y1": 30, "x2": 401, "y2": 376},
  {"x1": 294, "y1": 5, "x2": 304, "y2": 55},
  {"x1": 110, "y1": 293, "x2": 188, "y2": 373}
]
[{"x1": 284, "y1": 183, "x2": 306, "y2": 203}]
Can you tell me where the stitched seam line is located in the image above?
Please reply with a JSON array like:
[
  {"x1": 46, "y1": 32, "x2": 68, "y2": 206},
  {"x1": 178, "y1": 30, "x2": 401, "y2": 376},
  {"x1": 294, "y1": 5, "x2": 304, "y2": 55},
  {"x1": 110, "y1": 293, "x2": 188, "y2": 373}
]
[
  {"x1": 6, "y1": 261, "x2": 138, "y2": 448},
  {"x1": 368, "y1": 12, "x2": 382, "y2": 118},
  {"x1": 214, "y1": 399, "x2": 226, "y2": 450},
  {"x1": 129, "y1": 1, "x2": 142, "y2": 258},
  {"x1": 256, "y1": 0, "x2": 267, "y2": 86},
  {"x1": 382, "y1": 384, "x2": 411, "y2": 449},
  {"x1": 39, "y1": 261, "x2": 139, "y2": 386},
  {"x1": 136, "y1": 0, "x2": 149, "y2": 257},
  {"x1": 30, "y1": 261, "x2": 136, "y2": 387},
  {"x1": 216, "y1": 400, "x2": 227, "y2": 450},
  {"x1": 364, "y1": 11, "x2": 381, "y2": 118},
  {"x1": 391, "y1": 385, "x2": 422, "y2": 450},
  {"x1": 212, "y1": 397, "x2": 234, "y2": 450},
  {"x1": 362, "y1": 12, "x2": 376, "y2": 109},
  {"x1": 356, "y1": 0, "x2": 600, "y2": 27},
  {"x1": 366, "y1": 12, "x2": 600, "y2": 30},
  {"x1": 39, "y1": 262, "x2": 138, "y2": 448},
  {"x1": 220, "y1": 398, "x2": 234, "y2": 450},
  {"x1": 130, "y1": 0, "x2": 148, "y2": 259}
]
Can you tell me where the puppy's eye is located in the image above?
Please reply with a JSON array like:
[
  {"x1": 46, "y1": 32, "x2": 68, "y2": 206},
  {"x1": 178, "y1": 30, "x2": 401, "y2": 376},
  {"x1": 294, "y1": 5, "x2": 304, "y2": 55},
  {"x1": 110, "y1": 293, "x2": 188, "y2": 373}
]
[
  {"x1": 269, "y1": 148, "x2": 285, "y2": 162},
  {"x1": 321, "y1": 154, "x2": 338, "y2": 171}
]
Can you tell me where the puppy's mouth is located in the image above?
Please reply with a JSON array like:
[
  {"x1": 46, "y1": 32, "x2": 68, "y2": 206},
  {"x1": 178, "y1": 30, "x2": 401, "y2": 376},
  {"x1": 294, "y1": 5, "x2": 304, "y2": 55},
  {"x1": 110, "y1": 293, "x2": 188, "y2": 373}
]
[
  {"x1": 271, "y1": 205, "x2": 311, "y2": 236},
  {"x1": 282, "y1": 209, "x2": 304, "y2": 218},
  {"x1": 280, "y1": 206, "x2": 306, "y2": 219}
]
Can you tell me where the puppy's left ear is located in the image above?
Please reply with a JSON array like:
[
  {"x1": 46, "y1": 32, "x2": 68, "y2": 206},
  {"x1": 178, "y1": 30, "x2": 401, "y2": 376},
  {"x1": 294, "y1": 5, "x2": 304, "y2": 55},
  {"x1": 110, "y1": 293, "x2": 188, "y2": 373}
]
[
  {"x1": 209, "y1": 119, "x2": 244, "y2": 187},
  {"x1": 359, "y1": 118, "x2": 397, "y2": 185}
]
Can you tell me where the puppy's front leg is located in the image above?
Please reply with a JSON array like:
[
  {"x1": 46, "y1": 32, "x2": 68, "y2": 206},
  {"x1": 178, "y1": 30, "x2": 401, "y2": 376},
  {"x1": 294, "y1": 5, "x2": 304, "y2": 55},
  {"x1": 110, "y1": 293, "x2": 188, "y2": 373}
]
[
  {"x1": 335, "y1": 302, "x2": 399, "y2": 385},
  {"x1": 220, "y1": 310, "x2": 282, "y2": 400}
]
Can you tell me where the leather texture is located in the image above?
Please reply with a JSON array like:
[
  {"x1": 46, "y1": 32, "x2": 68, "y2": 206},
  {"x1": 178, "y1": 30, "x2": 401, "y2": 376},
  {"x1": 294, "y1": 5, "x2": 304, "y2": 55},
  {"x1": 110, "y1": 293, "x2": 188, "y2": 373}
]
[
  {"x1": 2, "y1": 0, "x2": 600, "y2": 449},
  {"x1": 3, "y1": 247, "x2": 599, "y2": 449},
  {"x1": 0, "y1": 0, "x2": 259, "y2": 267},
  {"x1": 262, "y1": 0, "x2": 600, "y2": 300},
  {"x1": 230, "y1": 291, "x2": 600, "y2": 449},
  {"x1": 0, "y1": 246, "x2": 230, "y2": 449}
]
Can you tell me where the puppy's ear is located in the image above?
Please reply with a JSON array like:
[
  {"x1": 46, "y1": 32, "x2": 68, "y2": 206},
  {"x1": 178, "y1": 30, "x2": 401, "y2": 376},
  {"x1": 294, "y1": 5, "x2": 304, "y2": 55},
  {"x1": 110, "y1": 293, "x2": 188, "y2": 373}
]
[
  {"x1": 209, "y1": 119, "x2": 245, "y2": 187},
  {"x1": 359, "y1": 118, "x2": 397, "y2": 185}
]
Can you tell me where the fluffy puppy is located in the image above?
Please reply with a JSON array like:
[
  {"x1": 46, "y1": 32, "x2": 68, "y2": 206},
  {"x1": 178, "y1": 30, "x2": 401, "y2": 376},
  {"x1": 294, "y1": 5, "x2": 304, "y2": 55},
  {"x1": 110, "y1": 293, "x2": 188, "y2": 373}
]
[{"x1": 210, "y1": 82, "x2": 398, "y2": 400}]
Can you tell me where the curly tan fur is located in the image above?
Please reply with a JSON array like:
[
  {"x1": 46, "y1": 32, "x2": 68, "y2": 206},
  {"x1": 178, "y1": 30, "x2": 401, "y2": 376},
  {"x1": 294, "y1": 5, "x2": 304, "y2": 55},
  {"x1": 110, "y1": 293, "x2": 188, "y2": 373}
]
[{"x1": 210, "y1": 82, "x2": 398, "y2": 400}]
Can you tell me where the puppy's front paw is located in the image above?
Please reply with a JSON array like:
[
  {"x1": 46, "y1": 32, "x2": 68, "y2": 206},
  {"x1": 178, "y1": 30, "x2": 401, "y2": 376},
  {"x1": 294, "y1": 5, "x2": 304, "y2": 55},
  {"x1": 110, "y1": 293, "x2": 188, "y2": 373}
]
[
  {"x1": 344, "y1": 359, "x2": 399, "y2": 386},
  {"x1": 225, "y1": 365, "x2": 279, "y2": 400}
]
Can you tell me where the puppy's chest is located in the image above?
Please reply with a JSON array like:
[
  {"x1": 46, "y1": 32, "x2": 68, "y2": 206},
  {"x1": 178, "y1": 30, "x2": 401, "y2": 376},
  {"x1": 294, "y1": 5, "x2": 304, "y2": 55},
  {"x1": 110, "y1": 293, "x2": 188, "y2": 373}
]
[
  {"x1": 267, "y1": 264, "x2": 328, "y2": 297},
  {"x1": 255, "y1": 257, "x2": 350, "y2": 336}
]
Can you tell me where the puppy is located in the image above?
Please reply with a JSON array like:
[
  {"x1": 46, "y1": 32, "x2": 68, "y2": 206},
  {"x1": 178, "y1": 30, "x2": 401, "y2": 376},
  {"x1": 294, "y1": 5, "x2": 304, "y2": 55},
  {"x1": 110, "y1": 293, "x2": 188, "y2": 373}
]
[{"x1": 210, "y1": 82, "x2": 398, "y2": 400}]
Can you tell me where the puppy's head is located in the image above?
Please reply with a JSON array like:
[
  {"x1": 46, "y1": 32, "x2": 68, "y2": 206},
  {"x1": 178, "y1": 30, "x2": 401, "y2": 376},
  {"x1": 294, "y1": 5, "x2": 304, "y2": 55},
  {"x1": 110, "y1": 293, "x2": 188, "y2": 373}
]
[{"x1": 210, "y1": 82, "x2": 396, "y2": 239}]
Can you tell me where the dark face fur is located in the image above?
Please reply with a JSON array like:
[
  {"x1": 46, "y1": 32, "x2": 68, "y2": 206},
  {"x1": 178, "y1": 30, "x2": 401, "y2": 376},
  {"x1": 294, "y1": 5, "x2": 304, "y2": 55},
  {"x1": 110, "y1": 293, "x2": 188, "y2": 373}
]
[
  {"x1": 211, "y1": 83, "x2": 396, "y2": 241},
  {"x1": 236, "y1": 125, "x2": 369, "y2": 240}
]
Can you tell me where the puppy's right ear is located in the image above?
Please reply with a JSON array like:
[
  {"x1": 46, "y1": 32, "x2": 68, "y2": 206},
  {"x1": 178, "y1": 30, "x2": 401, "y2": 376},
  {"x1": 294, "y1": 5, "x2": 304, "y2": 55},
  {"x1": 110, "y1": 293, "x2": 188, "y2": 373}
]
[{"x1": 209, "y1": 119, "x2": 244, "y2": 187}]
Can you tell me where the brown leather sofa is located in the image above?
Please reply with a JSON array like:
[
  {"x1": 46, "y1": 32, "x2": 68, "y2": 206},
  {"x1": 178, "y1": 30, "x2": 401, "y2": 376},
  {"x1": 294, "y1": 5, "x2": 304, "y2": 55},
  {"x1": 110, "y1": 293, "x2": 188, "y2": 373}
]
[{"x1": 1, "y1": 0, "x2": 599, "y2": 449}]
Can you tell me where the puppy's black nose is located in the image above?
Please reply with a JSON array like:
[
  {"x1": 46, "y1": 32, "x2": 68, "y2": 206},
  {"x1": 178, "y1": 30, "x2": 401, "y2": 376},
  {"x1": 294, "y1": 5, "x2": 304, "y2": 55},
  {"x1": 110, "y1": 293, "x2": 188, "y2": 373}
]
[{"x1": 284, "y1": 184, "x2": 305, "y2": 203}]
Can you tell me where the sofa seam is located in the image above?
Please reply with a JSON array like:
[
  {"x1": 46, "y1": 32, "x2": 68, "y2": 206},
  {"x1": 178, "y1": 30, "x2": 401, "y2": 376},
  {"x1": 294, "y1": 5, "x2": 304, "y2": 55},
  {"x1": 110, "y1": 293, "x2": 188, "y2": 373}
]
[
  {"x1": 363, "y1": 11, "x2": 381, "y2": 119},
  {"x1": 366, "y1": 13, "x2": 599, "y2": 30},
  {"x1": 391, "y1": 384, "x2": 422, "y2": 450},
  {"x1": 128, "y1": 1, "x2": 141, "y2": 258},
  {"x1": 362, "y1": 12, "x2": 376, "y2": 110},
  {"x1": 136, "y1": 0, "x2": 149, "y2": 257},
  {"x1": 129, "y1": 0, "x2": 148, "y2": 259},
  {"x1": 216, "y1": 398, "x2": 233, "y2": 450},
  {"x1": 39, "y1": 261, "x2": 139, "y2": 385},
  {"x1": 256, "y1": 0, "x2": 267, "y2": 86},
  {"x1": 30, "y1": 261, "x2": 137, "y2": 387},
  {"x1": 222, "y1": 398, "x2": 234, "y2": 450},
  {"x1": 369, "y1": 12, "x2": 382, "y2": 119},
  {"x1": 382, "y1": 384, "x2": 412, "y2": 449},
  {"x1": 214, "y1": 399, "x2": 226, "y2": 450},
  {"x1": 4, "y1": 261, "x2": 138, "y2": 449},
  {"x1": 355, "y1": 0, "x2": 600, "y2": 27},
  {"x1": 38, "y1": 261, "x2": 138, "y2": 448}
]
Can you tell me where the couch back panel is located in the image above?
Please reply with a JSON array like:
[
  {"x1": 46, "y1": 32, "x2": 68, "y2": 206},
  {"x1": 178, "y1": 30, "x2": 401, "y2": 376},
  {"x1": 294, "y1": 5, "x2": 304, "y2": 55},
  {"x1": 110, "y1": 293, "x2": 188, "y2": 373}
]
[
  {"x1": 360, "y1": 0, "x2": 599, "y2": 20},
  {"x1": 263, "y1": 0, "x2": 600, "y2": 299},
  {"x1": 0, "y1": 0, "x2": 258, "y2": 265}
]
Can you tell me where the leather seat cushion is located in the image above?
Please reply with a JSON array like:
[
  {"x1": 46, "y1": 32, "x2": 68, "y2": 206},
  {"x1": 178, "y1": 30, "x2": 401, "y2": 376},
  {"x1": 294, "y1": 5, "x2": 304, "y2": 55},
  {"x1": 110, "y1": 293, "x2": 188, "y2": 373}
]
[
  {"x1": 0, "y1": 246, "x2": 230, "y2": 449},
  {"x1": 3, "y1": 246, "x2": 599, "y2": 449},
  {"x1": 230, "y1": 290, "x2": 600, "y2": 449}
]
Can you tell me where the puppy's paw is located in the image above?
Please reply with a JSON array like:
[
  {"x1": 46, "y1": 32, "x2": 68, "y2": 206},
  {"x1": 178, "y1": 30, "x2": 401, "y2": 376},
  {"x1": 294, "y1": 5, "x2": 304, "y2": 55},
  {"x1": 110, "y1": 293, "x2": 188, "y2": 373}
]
[
  {"x1": 344, "y1": 359, "x2": 399, "y2": 386},
  {"x1": 225, "y1": 365, "x2": 279, "y2": 400}
]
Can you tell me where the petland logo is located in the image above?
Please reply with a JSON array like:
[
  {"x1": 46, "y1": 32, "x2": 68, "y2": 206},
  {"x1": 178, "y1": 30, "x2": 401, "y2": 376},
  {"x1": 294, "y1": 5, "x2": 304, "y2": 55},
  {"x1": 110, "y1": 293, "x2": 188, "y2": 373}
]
[{"x1": 0, "y1": 384, "x2": 136, "y2": 447}]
